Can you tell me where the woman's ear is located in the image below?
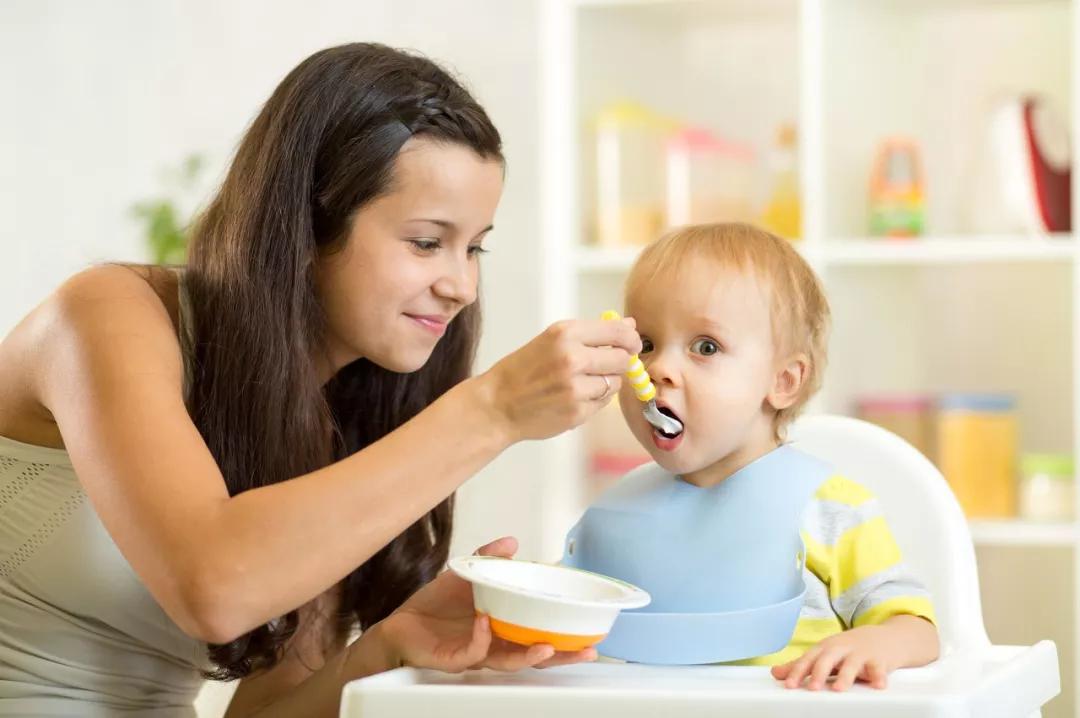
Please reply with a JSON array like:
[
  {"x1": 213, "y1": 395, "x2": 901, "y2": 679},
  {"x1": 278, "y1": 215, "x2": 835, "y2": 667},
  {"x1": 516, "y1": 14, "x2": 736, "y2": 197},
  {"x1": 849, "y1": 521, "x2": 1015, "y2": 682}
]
[{"x1": 767, "y1": 353, "x2": 809, "y2": 411}]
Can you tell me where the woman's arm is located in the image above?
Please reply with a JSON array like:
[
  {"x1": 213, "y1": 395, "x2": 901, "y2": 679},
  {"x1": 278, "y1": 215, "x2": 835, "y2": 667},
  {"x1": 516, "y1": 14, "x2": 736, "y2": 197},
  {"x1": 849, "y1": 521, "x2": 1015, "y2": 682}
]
[{"x1": 34, "y1": 266, "x2": 639, "y2": 643}]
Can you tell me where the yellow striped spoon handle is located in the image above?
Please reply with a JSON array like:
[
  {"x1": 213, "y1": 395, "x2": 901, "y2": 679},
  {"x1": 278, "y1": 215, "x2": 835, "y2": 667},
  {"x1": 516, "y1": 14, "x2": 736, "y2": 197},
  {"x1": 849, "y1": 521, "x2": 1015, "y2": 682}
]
[
  {"x1": 601, "y1": 310, "x2": 656, "y2": 403},
  {"x1": 601, "y1": 310, "x2": 683, "y2": 437}
]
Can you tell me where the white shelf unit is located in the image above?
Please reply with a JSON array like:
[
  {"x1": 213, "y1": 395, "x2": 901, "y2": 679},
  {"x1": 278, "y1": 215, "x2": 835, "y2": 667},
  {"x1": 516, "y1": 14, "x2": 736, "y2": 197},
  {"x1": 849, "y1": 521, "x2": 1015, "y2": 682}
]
[
  {"x1": 969, "y1": 520, "x2": 1080, "y2": 547},
  {"x1": 578, "y1": 235, "x2": 1077, "y2": 271},
  {"x1": 540, "y1": 0, "x2": 1078, "y2": 716}
]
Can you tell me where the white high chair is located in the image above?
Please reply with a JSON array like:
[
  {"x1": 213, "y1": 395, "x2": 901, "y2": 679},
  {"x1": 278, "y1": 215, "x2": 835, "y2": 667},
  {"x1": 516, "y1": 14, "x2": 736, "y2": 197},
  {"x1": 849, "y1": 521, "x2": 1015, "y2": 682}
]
[
  {"x1": 786, "y1": 413, "x2": 989, "y2": 654},
  {"x1": 341, "y1": 415, "x2": 1061, "y2": 718},
  {"x1": 791, "y1": 415, "x2": 1057, "y2": 718}
]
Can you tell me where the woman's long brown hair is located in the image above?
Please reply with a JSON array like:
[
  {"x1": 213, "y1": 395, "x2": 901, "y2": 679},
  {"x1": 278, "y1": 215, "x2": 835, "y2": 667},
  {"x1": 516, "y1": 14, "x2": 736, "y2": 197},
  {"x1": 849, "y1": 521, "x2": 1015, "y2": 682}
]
[{"x1": 181, "y1": 43, "x2": 502, "y2": 680}]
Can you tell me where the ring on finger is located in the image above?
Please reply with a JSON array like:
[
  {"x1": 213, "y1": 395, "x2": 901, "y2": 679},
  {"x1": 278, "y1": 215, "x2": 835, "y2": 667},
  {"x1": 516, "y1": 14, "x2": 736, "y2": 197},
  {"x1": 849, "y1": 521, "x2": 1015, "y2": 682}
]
[{"x1": 593, "y1": 375, "x2": 613, "y2": 401}]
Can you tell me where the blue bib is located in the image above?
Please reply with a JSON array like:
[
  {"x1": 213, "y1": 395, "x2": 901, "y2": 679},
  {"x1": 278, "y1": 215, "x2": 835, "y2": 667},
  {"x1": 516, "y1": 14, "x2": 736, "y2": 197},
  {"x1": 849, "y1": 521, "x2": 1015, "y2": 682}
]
[{"x1": 563, "y1": 445, "x2": 830, "y2": 664}]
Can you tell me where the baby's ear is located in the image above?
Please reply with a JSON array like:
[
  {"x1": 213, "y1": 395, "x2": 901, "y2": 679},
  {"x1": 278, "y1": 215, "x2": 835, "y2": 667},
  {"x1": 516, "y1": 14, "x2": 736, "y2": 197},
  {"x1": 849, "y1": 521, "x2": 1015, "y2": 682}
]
[{"x1": 767, "y1": 353, "x2": 809, "y2": 411}]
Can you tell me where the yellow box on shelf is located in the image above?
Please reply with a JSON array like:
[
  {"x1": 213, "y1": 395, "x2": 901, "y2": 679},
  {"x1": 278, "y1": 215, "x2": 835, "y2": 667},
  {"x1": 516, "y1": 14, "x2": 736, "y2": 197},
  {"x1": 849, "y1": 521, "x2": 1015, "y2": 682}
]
[{"x1": 937, "y1": 394, "x2": 1017, "y2": 520}]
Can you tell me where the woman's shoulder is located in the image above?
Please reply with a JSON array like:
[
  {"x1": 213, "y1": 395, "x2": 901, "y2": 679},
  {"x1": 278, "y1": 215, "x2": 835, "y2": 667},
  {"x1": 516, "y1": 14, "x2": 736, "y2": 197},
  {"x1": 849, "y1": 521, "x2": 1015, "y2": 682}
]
[
  {"x1": 55, "y1": 263, "x2": 179, "y2": 320},
  {"x1": 45, "y1": 264, "x2": 182, "y2": 348},
  {"x1": 0, "y1": 264, "x2": 185, "y2": 445},
  {"x1": 54, "y1": 261, "x2": 185, "y2": 357}
]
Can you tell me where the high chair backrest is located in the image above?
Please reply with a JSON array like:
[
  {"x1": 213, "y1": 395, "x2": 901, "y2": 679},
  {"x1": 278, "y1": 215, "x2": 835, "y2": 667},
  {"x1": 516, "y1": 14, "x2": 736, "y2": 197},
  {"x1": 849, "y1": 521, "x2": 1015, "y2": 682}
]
[{"x1": 787, "y1": 414, "x2": 990, "y2": 652}]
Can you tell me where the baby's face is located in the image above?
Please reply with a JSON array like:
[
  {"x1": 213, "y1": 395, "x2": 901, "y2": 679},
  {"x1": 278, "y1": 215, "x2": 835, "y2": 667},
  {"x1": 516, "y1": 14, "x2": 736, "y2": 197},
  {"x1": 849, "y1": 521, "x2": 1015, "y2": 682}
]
[{"x1": 621, "y1": 261, "x2": 781, "y2": 481}]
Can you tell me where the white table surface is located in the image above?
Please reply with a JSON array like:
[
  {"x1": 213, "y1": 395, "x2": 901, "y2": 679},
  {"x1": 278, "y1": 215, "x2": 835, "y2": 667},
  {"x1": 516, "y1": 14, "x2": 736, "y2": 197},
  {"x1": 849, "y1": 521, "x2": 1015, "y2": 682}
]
[{"x1": 341, "y1": 641, "x2": 1059, "y2": 718}]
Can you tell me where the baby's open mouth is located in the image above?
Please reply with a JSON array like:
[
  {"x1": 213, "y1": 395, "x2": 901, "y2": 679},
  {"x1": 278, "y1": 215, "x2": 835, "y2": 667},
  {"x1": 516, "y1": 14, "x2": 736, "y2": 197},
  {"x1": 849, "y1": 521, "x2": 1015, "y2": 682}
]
[{"x1": 655, "y1": 405, "x2": 684, "y2": 439}]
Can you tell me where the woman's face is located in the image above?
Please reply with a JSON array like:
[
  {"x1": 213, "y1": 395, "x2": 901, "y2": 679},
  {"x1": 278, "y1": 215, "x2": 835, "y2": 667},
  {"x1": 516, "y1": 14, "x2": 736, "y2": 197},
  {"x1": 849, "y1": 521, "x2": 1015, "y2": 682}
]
[{"x1": 315, "y1": 137, "x2": 504, "y2": 377}]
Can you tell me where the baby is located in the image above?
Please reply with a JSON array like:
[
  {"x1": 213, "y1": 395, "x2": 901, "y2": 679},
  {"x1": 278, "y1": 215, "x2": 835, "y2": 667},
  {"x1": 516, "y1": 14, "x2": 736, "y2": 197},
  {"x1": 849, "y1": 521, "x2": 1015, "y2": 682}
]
[{"x1": 575, "y1": 222, "x2": 939, "y2": 691}]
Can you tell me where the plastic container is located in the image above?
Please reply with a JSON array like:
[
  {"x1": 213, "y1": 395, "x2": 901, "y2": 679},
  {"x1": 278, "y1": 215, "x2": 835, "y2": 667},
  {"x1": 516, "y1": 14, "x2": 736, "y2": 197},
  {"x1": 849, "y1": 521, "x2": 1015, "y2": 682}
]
[
  {"x1": 1019, "y1": 454, "x2": 1075, "y2": 522},
  {"x1": 592, "y1": 102, "x2": 676, "y2": 247},
  {"x1": 855, "y1": 394, "x2": 935, "y2": 460},
  {"x1": 869, "y1": 137, "x2": 926, "y2": 237},
  {"x1": 936, "y1": 393, "x2": 1018, "y2": 518},
  {"x1": 448, "y1": 556, "x2": 650, "y2": 651},
  {"x1": 664, "y1": 127, "x2": 755, "y2": 228}
]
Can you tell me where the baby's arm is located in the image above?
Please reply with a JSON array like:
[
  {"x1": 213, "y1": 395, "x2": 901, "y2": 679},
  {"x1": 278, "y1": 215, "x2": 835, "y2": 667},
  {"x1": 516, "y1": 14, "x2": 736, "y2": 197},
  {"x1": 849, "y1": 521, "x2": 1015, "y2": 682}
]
[
  {"x1": 772, "y1": 613, "x2": 939, "y2": 691},
  {"x1": 773, "y1": 477, "x2": 940, "y2": 691}
]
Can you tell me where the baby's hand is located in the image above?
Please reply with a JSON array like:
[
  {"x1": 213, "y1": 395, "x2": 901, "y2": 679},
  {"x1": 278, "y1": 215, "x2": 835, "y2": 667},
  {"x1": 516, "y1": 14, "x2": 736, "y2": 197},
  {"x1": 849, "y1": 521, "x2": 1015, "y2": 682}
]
[
  {"x1": 771, "y1": 615, "x2": 938, "y2": 692},
  {"x1": 770, "y1": 625, "x2": 894, "y2": 692}
]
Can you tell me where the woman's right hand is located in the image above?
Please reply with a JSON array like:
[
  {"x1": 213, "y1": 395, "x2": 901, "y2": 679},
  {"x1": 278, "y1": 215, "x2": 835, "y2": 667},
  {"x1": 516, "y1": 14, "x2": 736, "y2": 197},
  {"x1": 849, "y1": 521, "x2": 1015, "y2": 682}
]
[
  {"x1": 365, "y1": 537, "x2": 596, "y2": 676},
  {"x1": 474, "y1": 317, "x2": 641, "y2": 443}
]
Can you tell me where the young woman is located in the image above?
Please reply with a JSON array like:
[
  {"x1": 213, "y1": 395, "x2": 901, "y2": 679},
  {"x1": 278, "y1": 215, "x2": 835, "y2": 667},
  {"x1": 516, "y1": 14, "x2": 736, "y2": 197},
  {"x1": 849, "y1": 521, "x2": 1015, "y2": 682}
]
[{"x1": 0, "y1": 43, "x2": 639, "y2": 716}]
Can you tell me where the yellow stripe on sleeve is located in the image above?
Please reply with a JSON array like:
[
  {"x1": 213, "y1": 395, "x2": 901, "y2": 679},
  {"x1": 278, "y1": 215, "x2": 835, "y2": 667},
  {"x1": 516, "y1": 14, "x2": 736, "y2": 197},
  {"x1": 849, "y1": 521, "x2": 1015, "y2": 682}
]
[
  {"x1": 832, "y1": 516, "x2": 903, "y2": 598},
  {"x1": 813, "y1": 474, "x2": 875, "y2": 507},
  {"x1": 852, "y1": 596, "x2": 937, "y2": 628},
  {"x1": 801, "y1": 530, "x2": 833, "y2": 586}
]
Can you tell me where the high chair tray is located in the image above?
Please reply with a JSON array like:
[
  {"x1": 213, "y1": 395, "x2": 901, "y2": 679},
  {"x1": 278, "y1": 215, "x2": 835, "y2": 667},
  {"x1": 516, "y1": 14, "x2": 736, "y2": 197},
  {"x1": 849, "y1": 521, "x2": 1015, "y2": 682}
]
[{"x1": 341, "y1": 641, "x2": 1058, "y2": 718}]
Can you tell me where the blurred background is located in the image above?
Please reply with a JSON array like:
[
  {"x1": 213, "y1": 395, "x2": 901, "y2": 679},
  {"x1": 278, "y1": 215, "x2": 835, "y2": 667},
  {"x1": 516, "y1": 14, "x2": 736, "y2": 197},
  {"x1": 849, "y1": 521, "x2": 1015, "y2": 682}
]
[{"x1": 3, "y1": 0, "x2": 1077, "y2": 715}]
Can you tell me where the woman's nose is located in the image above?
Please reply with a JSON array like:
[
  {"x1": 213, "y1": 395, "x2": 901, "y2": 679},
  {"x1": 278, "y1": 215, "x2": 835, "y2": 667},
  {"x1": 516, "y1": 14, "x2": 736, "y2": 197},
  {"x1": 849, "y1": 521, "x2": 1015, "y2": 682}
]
[{"x1": 433, "y1": 254, "x2": 478, "y2": 306}]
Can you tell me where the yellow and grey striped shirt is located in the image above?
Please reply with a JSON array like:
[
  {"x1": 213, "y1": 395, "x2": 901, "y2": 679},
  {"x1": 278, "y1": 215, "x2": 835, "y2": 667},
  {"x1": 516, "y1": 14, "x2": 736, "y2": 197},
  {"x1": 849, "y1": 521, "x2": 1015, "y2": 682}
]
[{"x1": 739, "y1": 474, "x2": 937, "y2": 665}]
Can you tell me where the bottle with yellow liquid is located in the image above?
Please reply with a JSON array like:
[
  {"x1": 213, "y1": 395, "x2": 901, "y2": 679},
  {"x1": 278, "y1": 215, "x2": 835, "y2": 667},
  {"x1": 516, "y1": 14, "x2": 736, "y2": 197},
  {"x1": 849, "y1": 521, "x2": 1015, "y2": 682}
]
[{"x1": 760, "y1": 123, "x2": 801, "y2": 241}]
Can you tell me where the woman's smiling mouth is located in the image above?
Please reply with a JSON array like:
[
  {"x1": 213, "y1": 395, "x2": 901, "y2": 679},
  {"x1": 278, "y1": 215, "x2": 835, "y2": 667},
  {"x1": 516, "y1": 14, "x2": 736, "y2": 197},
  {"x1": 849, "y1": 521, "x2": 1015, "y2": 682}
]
[{"x1": 406, "y1": 313, "x2": 449, "y2": 336}]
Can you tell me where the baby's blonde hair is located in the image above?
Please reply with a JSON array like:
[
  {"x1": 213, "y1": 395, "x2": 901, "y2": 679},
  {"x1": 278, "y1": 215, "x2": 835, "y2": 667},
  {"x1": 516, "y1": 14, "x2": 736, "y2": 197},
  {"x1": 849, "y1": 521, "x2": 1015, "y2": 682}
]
[{"x1": 625, "y1": 222, "x2": 831, "y2": 439}]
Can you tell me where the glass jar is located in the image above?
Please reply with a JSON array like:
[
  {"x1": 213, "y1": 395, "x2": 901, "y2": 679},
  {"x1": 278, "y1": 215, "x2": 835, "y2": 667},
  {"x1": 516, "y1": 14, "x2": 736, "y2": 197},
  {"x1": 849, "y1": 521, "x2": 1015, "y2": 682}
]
[
  {"x1": 936, "y1": 393, "x2": 1018, "y2": 518},
  {"x1": 591, "y1": 102, "x2": 675, "y2": 247},
  {"x1": 855, "y1": 394, "x2": 935, "y2": 460},
  {"x1": 1019, "y1": 454, "x2": 1075, "y2": 522},
  {"x1": 664, "y1": 127, "x2": 755, "y2": 228}
]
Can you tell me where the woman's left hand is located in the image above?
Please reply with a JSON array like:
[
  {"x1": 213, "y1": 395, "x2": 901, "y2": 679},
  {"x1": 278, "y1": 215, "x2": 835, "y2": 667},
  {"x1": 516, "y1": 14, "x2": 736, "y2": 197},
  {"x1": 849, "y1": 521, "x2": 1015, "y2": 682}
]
[{"x1": 375, "y1": 536, "x2": 598, "y2": 673}]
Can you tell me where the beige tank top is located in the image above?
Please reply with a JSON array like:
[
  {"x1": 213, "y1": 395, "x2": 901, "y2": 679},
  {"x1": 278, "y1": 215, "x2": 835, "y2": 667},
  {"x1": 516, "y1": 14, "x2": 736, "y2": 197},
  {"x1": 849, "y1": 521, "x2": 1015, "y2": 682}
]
[{"x1": 0, "y1": 272, "x2": 208, "y2": 715}]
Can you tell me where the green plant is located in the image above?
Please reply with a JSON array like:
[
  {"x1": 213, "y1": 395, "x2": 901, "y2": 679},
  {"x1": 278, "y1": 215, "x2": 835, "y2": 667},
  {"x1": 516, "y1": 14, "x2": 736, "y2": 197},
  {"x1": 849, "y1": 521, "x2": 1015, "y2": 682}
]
[{"x1": 132, "y1": 154, "x2": 204, "y2": 265}]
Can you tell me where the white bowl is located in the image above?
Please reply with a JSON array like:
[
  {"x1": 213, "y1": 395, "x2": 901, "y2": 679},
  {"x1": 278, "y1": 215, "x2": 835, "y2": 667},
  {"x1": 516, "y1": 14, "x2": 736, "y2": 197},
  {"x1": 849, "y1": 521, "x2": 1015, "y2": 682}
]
[{"x1": 449, "y1": 555, "x2": 650, "y2": 651}]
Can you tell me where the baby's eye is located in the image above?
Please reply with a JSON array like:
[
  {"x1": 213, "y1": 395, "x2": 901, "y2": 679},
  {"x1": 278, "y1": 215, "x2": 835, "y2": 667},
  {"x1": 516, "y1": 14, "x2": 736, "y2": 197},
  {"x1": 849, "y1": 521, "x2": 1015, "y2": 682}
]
[
  {"x1": 640, "y1": 338, "x2": 654, "y2": 354},
  {"x1": 691, "y1": 338, "x2": 721, "y2": 356}
]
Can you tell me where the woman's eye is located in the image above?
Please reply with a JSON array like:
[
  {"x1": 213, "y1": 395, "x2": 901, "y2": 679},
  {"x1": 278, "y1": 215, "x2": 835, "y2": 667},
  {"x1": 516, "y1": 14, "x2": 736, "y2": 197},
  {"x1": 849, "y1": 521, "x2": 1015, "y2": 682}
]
[
  {"x1": 467, "y1": 245, "x2": 489, "y2": 257},
  {"x1": 640, "y1": 338, "x2": 654, "y2": 354},
  {"x1": 409, "y1": 239, "x2": 441, "y2": 253},
  {"x1": 691, "y1": 338, "x2": 720, "y2": 356}
]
